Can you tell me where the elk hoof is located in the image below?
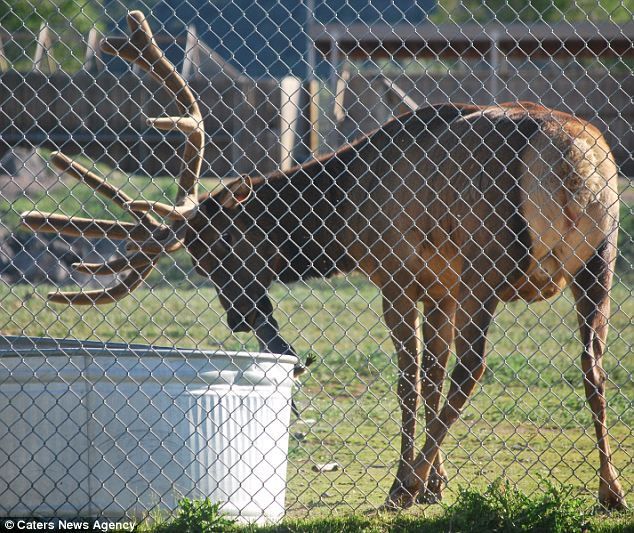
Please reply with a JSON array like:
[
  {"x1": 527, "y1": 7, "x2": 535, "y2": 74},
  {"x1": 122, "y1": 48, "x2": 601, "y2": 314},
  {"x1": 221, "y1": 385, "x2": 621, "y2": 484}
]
[
  {"x1": 417, "y1": 474, "x2": 448, "y2": 504},
  {"x1": 599, "y1": 484, "x2": 628, "y2": 512},
  {"x1": 382, "y1": 483, "x2": 419, "y2": 511}
]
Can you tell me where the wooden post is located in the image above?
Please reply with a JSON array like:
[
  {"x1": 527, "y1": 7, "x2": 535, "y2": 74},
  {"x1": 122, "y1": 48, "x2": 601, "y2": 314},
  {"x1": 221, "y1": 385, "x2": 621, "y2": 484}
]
[
  {"x1": 329, "y1": 30, "x2": 341, "y2": 95},
  {"x1": 83, "y1": 27, "x2": 102, "y2": 71},
  {"x1": 181, "y1": 25, "x2": 200, "y2": 80},
  {"x1": 0, "y1": 32, "x2": 8, "y2": 72},
  {"x1": 279, "y1": 76, "x2": 301, "y2": 171},
  {"x1": 233, "y1": 79, "x2": 270, "y2": 175},
  {"x1": 489, "y1": 30, "x2": 502, "y2": 103},
  {"x1": 305, "y1": 0, "x2": 318, "y2": 154},
  {"x1": 32, "y1": 22, "x2": 56, "y2": 72},
  {"x1": 333, "y1": 65, "x2": 350, "y2": 123},
  {"x1": 308, "y1": 78, "x2": 319, "y2": 154}
]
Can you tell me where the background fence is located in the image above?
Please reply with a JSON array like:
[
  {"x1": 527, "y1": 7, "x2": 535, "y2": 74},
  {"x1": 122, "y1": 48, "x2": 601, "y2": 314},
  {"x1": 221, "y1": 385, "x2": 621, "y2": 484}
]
[{"x1": 0, "y1": 0, "x2": 632, "y2": 524}]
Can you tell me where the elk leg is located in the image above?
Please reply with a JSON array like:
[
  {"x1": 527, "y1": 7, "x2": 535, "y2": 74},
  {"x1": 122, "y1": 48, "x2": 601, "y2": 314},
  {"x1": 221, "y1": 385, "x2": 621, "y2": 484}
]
[
  {"x1": 409, "y1": 282, "x2": 499, "y2": 492},
  {"x1": 418, "y1": 296, "x2": 456, "y2": 503},
  {"x1": 382, "y1": 285, "x2": 423, "y2": 510},
  {"x1": 571, "y1": 235, "x2": 627, "y2": 510}
]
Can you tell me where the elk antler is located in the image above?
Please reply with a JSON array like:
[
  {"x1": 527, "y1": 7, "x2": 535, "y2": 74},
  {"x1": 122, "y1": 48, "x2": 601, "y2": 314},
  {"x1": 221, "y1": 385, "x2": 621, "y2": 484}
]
[{"x1": 20, "y1": 11, "x2": 205, "y2": 305}]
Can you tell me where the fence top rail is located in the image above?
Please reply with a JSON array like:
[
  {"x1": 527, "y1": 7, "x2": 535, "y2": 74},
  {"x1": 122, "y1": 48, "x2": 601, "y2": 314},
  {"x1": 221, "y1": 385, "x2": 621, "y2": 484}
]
[{"x1": 312, "y1": 21, "x2": 634, "y2": 59}]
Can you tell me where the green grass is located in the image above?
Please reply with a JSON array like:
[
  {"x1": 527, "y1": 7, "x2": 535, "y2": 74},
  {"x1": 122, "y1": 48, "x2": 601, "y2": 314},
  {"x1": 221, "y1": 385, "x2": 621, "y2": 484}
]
[
  {"x1": 140, "y1": 482, "x2": 633, "y2": 532},
  {"x1": 0, "y1": 277, "x2": 631, "y2": 521},
  {"x1": 144, "y1": 498, "x2": 238, "y2": 533}
]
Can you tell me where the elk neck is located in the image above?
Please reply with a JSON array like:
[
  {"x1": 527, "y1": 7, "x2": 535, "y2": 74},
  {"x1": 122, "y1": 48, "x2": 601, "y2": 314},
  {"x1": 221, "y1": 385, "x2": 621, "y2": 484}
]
[{"x1": 240, "y1": 141, "x2": 364, "y2": 283}]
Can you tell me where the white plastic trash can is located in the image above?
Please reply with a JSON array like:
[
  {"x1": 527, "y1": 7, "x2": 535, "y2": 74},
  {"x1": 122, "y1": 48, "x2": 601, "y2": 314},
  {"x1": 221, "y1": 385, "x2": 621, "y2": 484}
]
[{"x1": 0, "y1": 336, "x2": 297, "y2": 524}]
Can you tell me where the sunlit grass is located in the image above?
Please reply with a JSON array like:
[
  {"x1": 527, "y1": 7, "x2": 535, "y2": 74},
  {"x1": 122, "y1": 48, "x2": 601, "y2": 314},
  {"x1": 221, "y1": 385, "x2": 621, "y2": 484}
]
[
  {"x1": 139, "y1": 481, "x2": 633, "y2": 532},
  {"x1": 0, "y1": 277, "x2": 631, "y2": 518}
]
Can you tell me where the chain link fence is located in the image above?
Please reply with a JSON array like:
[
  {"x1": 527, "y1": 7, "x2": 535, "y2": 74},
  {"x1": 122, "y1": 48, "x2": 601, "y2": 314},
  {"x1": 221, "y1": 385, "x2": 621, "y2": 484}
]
[{"x1": 0, "y1": 0, "x2": 632, "y2": 523}]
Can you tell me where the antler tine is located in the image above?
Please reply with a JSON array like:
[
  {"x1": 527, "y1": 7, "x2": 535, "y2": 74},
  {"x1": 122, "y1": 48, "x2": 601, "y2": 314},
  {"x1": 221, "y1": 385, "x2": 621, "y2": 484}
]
[
  {"x1": 49, "y1": 151, "x2": 161, "y2": 226},
  {"x1": 20, "y1": 210, "x2": 177, "y2": 279},
  {"x1": 21, "y1": 211, "x2": 183, "y2": 258},
  {"x1": 47, "y1": 259, "x2": 157, "y2": 305},
  {"x1": 101, "y1": 10, "x2": 204, "y2": 224},
  {"x1": 21, "y1": 212, "x2": 157, "y2": 241},
  {"x1": 72, "y1": 252, "x2": 156, "y2": 276}
]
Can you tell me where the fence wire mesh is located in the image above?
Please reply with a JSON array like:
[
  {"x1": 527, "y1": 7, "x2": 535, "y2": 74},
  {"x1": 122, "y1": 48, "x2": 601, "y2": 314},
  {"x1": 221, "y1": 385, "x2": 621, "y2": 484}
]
[{"x1": 0, "y1": 0, "x2": 632, "y2": 524}]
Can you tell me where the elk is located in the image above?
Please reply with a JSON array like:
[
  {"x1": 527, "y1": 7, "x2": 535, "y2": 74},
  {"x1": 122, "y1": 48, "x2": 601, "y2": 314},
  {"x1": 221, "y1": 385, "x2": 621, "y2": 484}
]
[{"x1": 22, "y1": 11, "x2": 626, "y2": 511}]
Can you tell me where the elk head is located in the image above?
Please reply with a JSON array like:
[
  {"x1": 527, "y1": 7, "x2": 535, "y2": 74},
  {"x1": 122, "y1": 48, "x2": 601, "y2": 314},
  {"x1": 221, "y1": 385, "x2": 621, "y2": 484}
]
[
  {"x1": 184, "y1": 175, "x2": 299, "y2": 356},
  {"x1": 20, "y1": 11, "x2": 296, "y2": 356}
]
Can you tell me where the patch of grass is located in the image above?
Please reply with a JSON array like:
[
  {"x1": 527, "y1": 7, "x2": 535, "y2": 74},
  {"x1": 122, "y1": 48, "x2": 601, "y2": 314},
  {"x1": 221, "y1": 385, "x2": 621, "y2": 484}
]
[
  {"x1": 443, "y1": 478, "x2": 589, "y2": 533},
  {"x1": 141, "y1": 498, "x2": 237, "y2": 533},
  {"x1": 238, "y1": 514, "x2": 442, "y2": 533},
  {"x1": 0, "y1": 278, "x2": 631, "y2": 521},
  {"x1": 618, "y1": 192, "x2": 634, "y2": 282},
  {"x1": 139, "y1": 483, "x2": 632, "y2": 532}
]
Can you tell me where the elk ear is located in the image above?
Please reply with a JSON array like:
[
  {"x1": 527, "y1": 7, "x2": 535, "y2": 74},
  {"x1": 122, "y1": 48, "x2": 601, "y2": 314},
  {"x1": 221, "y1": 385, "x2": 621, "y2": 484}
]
[{"x1": 218, "y1": 175, "x2": 253, "y2": 209}]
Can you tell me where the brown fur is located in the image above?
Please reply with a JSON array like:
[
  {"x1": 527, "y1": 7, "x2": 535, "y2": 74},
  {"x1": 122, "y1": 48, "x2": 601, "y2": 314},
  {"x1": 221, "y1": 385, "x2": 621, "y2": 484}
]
[{"x1": 186, "y1": 102, "x2": 625, "y2": 510}]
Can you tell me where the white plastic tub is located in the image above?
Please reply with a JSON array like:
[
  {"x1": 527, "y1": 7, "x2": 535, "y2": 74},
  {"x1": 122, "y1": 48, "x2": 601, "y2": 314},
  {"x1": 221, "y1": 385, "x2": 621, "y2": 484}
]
[{"x1": 0, "y1": 336, "x2": 297, "y2": 523}]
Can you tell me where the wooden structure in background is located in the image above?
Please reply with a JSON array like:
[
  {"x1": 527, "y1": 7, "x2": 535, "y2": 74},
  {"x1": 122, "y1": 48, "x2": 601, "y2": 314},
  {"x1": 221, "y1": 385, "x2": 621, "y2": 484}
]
[
  {"x1": 311, "y1": 21, "x2": 634, "y2": 63},
  {"x1": 0, "y1": 70, "x2": 281, "y2": 178},
  {"x1": 312, "y1": 21, "x2": 634, "y2": 174}
]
